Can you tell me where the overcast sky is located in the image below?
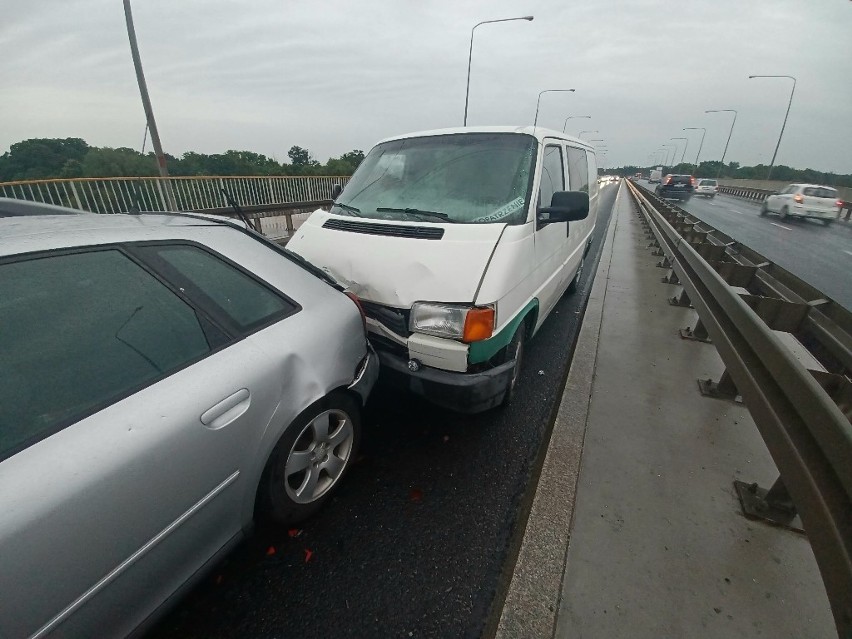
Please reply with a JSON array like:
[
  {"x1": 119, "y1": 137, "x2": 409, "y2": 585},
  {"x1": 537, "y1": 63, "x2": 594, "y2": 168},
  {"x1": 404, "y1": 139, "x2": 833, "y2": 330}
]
[{"x1": 3, "y1": 0, "x2": 851, "y2": 172}]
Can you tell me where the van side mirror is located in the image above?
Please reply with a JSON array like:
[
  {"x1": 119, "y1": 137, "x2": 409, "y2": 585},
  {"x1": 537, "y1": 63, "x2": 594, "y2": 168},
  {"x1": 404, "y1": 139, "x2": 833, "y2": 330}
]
[
  {"x1": 538, "y1": 191, "x2": 589, "y2": 223},
  {"x1": 331, "y1": 183, "x2": 343, "y2": 200}
]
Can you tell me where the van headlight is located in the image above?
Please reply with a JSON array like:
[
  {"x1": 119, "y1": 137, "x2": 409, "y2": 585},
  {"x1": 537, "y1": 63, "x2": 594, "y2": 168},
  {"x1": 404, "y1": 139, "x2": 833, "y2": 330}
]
[{"x1": 409, "y1": 302, "x2": 495, "y2": 343}]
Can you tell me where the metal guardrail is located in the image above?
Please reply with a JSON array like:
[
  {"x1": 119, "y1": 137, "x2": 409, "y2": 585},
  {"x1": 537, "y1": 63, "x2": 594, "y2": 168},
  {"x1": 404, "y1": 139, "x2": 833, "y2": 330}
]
[
  {"x1": 716, "y1": 185, "x2": 773, "y2": 202},
  {"x1": 625, "y1": 180, "x2": 852, "y2": 638},
  {"x1": 0, "y1": 175, "x2": 349, "y2": 216}
]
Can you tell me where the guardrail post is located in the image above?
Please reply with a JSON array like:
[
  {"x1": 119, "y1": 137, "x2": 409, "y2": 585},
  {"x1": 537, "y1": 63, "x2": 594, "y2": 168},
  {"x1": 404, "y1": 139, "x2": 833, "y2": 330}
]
[
  {"x1": 286, "y1": 212, "x2": 295, "y2": 236},
  {"x1": 657, "y1": 255, "x2": 672, "y2": 269},
  {"x1": 734, "y1": 476, "x2": 803, "y2": 532},
  {"x1": 662, "y1": 269, "x2": 680, "y2": 285},
  {"x1": 680, "y1": 318, "x2": 711, "y2": 343},
  {"x1": 697, "y1": 369, "x2": 740, "y2": 402}
]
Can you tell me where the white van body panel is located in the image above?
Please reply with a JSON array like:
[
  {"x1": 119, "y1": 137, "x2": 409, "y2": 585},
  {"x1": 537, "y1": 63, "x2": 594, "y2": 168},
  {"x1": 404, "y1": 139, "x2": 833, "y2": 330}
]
[
  {"x1": 290, "y1": 210, "x2": 506, "y2": 308},
  {"x1": 288, "y1": 126, "x2": 599, "y2": 412}
]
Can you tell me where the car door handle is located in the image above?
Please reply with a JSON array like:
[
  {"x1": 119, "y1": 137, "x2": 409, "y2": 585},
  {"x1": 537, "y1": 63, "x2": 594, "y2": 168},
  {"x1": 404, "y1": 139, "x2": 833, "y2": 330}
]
[{"x1": 201, "y1": 388, "x2": 251, "y2": 430}]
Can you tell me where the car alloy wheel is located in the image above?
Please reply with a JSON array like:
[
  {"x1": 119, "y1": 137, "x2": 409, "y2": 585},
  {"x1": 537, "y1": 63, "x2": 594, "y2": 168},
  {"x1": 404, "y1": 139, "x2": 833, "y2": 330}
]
[{"x1": 285, "y1": 408, "x2": 355, "y2": 504}]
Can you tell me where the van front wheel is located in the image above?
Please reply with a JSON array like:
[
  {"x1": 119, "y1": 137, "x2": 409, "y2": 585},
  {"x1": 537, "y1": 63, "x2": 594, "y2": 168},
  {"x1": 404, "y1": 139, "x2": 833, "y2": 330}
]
[{"x1": 500, "y1": 324, "x2": 527, "y2": 407}]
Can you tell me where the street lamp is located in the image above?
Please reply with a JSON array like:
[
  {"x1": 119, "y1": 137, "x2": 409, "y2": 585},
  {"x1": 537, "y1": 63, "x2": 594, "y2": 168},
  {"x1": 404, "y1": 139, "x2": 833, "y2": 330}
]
[
  {"x1": 563, "y1": 115, "x2": 591, "y2": 133},
  {"x1": 671, "y1": 137, "x2": 689, "y2": 165},
  {"x1": 705, "y1": 109, "x2": 738, "y2": 178},
  {"x1": 533, "y1": 89, "x2": 576, "y2": 127},
  {"x1": 683, "y1": 127, "x2": 706, "y2": 172},
  {"x1": 123, "y1": 0, "x2": 176, "y2": 210},
  {"x1": 748, "y1": 75, "x2": 796, "y2": 179},
  {"x1": 662, "y1": 144, "x2": 675, "y2": 167},
  {"x1": 578, "y1": 130, "x2": 598, "y2": 139},
  {"x1": 463, "y1": 16, "x2": 534, "y2": 126}
]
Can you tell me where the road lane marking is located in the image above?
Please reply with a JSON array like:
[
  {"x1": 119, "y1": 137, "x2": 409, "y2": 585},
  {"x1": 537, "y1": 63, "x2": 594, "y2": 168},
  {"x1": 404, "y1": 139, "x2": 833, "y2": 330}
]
[
  {"x1": 770, "y1": 222, "x2": 793, "y2": 231},
  {"x1": 844, "y1": 250, "x2": 852, "y2": 258},
  {"x1": 730, "y1": 209, "x2": 745, "y2": 215}
]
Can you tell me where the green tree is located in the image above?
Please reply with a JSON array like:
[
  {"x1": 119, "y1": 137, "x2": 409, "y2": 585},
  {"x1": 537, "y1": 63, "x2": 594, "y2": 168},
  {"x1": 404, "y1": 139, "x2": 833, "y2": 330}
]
[{"x1": 0, "y1": 138, "x2": 90, "y2": 181}]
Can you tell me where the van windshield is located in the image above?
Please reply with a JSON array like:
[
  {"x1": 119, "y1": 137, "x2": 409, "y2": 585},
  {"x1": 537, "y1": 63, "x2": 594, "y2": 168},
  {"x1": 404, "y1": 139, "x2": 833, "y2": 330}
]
[{"x1": 333, "y1": 133, "x2": 537, "y2": 225}]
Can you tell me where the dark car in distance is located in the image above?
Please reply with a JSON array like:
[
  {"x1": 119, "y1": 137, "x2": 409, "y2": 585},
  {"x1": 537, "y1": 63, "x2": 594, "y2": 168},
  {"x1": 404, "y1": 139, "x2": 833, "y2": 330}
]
[{"x1": 655, "y1": 174, "x2": 694, "y2": 202}]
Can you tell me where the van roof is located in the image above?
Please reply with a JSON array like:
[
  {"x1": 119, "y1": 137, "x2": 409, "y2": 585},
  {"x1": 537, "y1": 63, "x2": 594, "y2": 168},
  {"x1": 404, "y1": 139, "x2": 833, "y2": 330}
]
[{"x1": 376, "y1": 126, "x2": 595, "y2": 151}]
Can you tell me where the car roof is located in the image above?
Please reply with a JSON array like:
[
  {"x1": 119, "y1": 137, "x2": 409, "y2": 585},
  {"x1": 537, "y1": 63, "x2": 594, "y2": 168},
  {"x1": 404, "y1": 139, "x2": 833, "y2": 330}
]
[
  {"x1": 0, "y1": 205, "x2": 240, "y2": 258},
  {"x1": 792, "y1": 183, "x2": 837, "y2": 190},
  {"x1": 374, "y1": 125, "x2": 595, "y2": 150}
]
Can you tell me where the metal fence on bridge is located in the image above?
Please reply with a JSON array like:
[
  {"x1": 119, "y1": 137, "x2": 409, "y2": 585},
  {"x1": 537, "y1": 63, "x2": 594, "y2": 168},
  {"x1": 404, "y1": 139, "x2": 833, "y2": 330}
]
[{"x1": 0, "y1": 175, "x2": 350, "y2": 216}]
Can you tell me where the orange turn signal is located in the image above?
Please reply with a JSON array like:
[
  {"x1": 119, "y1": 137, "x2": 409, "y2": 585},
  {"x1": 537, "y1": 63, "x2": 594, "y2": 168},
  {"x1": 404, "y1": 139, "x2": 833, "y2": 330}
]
[{"x1": 462, "y1": 307, "x2": 495, "y2": 343}]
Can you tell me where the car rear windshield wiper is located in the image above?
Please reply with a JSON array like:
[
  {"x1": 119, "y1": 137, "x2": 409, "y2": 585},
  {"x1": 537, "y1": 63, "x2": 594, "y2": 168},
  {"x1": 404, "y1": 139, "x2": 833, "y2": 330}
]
[
  {"x1": 332, "y1": 202, "x2": 363, "y2": 217},
  {"x1": 375, "y1": 207, "x2": 456, "y2": 223}
]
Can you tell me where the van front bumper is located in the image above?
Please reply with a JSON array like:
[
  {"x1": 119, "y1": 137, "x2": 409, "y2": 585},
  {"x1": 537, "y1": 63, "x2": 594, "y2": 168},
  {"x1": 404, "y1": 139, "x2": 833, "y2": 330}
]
[{"x1": 376, "y1": 349, "x2": 515, "y2": 414}]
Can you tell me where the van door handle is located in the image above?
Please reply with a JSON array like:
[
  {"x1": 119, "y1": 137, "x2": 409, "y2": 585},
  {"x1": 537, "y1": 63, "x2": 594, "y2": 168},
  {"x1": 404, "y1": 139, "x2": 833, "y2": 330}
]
[{"x1": 201, "y1": 388, "x2": 251, "y2": 430}]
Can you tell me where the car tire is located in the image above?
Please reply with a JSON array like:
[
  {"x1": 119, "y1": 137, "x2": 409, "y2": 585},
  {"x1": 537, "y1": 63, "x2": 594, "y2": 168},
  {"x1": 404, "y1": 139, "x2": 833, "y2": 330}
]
[
  {"x1": 823, "y1": 219, "x2": 833, "y2": 227},
  {"x1": 759, "y1": 202, "x2": 769, "y2": 216},
  {"x1": 781, "y1": 206, "x2": 790, "y2": 220},
  {"x1": 256, "y1": 391, "x2": 361, "y2": 525},
  {"x1": 500, "y1": 321, "x2": 527, "y2": 407},
  {"x1": 710, "y1": 194, "x2": 716, "y2": 199}
]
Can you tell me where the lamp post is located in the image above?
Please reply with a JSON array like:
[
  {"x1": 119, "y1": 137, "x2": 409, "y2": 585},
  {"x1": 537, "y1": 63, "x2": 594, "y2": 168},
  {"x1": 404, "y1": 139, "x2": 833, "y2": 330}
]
[
  {"x1": 683, "y1": 127, "x2": 706, "y2": 172},
  {"x1": 671, "y1": 137, "x2": 689, "y2": 166},
  {"x1": 662, "y1": 144, "x2": 675, "y2": 167},
  {"x1": 578, "y1": 130, "x2": 598, "y2": 139},
  {"x1": 706, "y1": 109, "x2": 738, "y2": 178},
  {"x1": 563, "y1": 115, "x2": 591, "y2": 133},
  {"x1": 533, "y1": 89, "x2": 576, "y2": 127},
  {"x1": 748, "y1": 75, "x2": 796, "y2": 179},
  {"x1": 123, "y1": 0, "x2": 177, "y2": 210},
  {"x1": 463, "y1": 16, "x2": 534, "y2": 126}
]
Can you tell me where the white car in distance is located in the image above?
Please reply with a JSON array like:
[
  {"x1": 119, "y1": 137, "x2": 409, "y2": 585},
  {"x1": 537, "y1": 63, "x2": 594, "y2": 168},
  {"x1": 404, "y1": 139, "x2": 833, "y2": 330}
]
[{"x1": 760, "y1": 184, "x2": 842, "y2": 225}]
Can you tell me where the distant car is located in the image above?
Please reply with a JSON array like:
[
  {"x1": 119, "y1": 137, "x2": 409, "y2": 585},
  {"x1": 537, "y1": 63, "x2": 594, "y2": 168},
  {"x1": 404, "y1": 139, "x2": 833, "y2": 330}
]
[
  {"x1": 0, "y1": 200, "x2": 379, "y2": 639},
  {"x1": 654, "y1": 174, "x2": 694, "y2": 202},
  {"x1": 694, "y1": 178, "x2": 718, "y2": 198},
  {"x1": 761, "y1": 184, "x2": 842, "y2": 225}
]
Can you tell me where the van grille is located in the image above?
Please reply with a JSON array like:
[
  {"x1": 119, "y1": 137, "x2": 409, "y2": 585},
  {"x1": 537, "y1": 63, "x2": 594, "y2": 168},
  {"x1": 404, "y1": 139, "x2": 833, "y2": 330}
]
[
  {"x1": 362, "y1": 301, "x2": 410, "y2": 337},
  {"x1": 322, "y1": 218, "x2": 444, "y2": 240}
]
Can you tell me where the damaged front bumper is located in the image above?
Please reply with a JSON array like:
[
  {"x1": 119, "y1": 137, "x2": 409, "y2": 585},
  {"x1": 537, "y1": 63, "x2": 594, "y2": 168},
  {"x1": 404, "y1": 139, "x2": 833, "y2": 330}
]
[{"x1": 376, "y1": 348, "x2": 515, "y2": 414}]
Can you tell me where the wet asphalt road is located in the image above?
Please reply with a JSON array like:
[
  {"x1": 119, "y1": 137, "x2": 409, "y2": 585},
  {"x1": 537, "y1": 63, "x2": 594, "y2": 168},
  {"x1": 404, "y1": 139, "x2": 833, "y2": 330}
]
[
  {"x1": 148, "y1": 183, "x2": 619, "y2": 639},
  {"x1": 637, "y1": 180, "x2": 852, "y2": 311}
]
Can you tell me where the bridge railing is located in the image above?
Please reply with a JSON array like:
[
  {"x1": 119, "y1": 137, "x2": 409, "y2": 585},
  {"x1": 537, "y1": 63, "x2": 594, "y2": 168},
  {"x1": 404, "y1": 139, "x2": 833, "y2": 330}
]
[
  {"x1": 716, "y1": 185, "x2": 774, "y2": 202},
  {"x1": 627, "y1": 179, "x2": 852, "y2": 638},
  {"x1": 0, "y1": 175, "x2": 350, "y2": 216}
]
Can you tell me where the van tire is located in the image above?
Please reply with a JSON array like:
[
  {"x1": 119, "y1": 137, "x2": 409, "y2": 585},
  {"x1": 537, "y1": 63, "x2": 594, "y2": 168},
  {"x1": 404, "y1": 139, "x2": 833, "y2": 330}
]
[
  {"x1": 500, "y1": 322, "x2": 527, "y2": 407},
  {"x1": 759, "y1": 202, "x2": 768, "y2": 216},
  {"x1": 781, "y1": 206, "x2": 790, "y2": 220}
]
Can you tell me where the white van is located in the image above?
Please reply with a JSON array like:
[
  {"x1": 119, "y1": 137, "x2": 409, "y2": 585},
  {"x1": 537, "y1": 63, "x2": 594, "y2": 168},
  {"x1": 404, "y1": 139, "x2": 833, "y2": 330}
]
[
  {"x1": 289, "y1": 126, "x2": 598, "y2": 412},
  {"x1": 649, "y1": 168, "x2": 663, "y2": 184}
]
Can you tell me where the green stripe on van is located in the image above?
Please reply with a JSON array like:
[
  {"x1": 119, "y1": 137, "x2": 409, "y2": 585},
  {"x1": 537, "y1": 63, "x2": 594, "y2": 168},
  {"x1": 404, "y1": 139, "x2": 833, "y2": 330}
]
[{"x1": 468, "y1": 299, "x2": 538, "y2": 365}]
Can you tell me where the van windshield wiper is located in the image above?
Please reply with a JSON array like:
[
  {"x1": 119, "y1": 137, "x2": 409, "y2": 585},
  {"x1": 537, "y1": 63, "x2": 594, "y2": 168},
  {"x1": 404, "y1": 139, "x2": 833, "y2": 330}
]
[
  {"x1": 375, "y1": 207, "x2": 456, "y2": 223},
  {"x1": 332, "y1": 202, "x2": 363, "y2": 217}
]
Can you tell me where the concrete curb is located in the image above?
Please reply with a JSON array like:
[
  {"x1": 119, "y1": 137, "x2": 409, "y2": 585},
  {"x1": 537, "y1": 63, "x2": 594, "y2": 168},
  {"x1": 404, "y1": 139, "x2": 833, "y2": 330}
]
[{"x1": 494, "y1": 184, "x2": 626, "y2": 638}]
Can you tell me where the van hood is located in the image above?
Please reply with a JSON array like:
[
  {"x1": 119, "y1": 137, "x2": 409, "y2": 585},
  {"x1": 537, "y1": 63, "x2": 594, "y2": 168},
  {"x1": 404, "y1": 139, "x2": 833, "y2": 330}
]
[{"x1": 288, "y1": 211, "x2": 506, "y2": 308}]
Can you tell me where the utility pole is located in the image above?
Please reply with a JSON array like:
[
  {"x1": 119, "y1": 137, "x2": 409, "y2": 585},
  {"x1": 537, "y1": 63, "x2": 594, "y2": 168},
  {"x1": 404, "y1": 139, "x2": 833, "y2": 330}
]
[{"x1": 124, "y1": 0, "x2": 177, "y2": 210}]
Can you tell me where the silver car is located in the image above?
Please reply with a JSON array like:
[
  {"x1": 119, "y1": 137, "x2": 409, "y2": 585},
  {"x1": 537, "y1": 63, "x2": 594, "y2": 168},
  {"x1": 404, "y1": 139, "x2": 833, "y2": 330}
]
[{"x1": 0, "y1": 201, "x2": 379, "y2": 638}]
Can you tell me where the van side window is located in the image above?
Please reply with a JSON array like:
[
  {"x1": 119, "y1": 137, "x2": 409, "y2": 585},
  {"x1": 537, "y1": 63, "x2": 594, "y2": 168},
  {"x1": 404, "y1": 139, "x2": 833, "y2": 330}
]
[
  {"x1": 538, "y1": 145, "x2": 565, "y2": 209},
  {"x1": 567, "y1": 147, "x2": 590, "y2": 193}
]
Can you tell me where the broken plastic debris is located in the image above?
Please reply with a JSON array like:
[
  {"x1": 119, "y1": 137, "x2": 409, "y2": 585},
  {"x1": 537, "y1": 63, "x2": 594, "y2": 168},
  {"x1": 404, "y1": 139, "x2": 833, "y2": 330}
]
[
  {"x1": 288, "y1": 528, "x2": 302, "y2": 538},
  {"x1": 409, "y1": 487, "x2": 424, "y2": 503},
  {"x1": 266, "y1": 546, "x2": 276, "y2": 556},
  {"x1": 304, "y1": 548, "x2": 314, "y2": 563},
  {"x1": 538, "y1": 370, "x2": 545, "y2": 376}
]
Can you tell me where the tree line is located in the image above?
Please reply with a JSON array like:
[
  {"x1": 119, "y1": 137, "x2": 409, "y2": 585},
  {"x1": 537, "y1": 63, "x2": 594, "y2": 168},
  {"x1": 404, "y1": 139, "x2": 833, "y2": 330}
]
[
  {"x1": 0, "y1": 138, "x2": 365, "y2": 182},
  {"x1": 611, "y1": 160, "x2": 852, "y2": 187}
]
